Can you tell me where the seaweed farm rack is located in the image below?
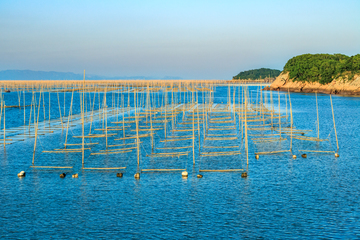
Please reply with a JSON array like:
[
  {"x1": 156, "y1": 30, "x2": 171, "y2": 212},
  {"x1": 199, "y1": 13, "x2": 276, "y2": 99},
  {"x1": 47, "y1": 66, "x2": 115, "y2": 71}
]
[{"x1": 0, "y1": 79, "x2": 340, "y2": 178}]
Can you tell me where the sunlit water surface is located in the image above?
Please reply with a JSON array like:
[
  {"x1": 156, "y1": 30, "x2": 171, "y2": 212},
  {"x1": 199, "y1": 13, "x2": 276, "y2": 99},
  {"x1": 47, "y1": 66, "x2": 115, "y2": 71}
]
[{"x1": 1, "y1": 87, "x2": 359, "y2": 239}]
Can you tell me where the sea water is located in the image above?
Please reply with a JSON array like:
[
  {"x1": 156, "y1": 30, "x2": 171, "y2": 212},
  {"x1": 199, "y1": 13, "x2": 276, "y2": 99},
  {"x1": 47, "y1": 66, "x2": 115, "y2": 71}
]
[{"x1": 1, "y1": 86, "x2": 359, "y2": 239}]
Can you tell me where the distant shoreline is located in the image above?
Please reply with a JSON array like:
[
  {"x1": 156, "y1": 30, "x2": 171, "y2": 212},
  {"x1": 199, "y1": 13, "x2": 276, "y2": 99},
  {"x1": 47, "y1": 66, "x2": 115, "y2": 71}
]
[{"x1": 229, "y1": 78, "x2": 275, "y2": 84}]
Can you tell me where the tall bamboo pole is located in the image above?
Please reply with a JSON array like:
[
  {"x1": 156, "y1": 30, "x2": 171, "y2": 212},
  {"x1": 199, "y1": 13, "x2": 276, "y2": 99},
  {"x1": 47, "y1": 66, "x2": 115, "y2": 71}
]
[
  {"x1": 244, "y1": 87, "x2": 249, "y2": 165},
  {"x1": 330, "y1": 95, "x2": 339, "y2": 151},
  {"x1": 316, "y1": 92, "x2": 319, "y2": 139},
  {"x1": 134, "y1": 90, "x2": 140, "y2": 171},
  {"x1": 23, "y1": 91, "x2": 26, "y2": 134},
  {"x1": 288, "y1": 89, "x2": 293, "y2": 151},
  {"x1": 82, "y1": 70, "x2": 85, "y2": 168},
  {"x1": 192, "y1": 103, "x2": 195, "y2": 165},
  {"x1": 105, "y1": 87, "x2": 108, "y2": 150},
  {"x1": 28, "y1": 92, "x2": 34, "y2": 132},
  {"x1": 197, "y1": 97, "x2": 200, "y2": 154},
  {"x1": 270, "y1": 91, "x2": 274, "y2": 128},
  {"x1": 122, "y1": 95, "x2": 125, "y2": 140},
  {"x1": 2, "y1": 101, "x2": 5, "y2": 148},
  {"x1": 278, "y1": 90, "x2": 281, "y2": 139},
  {"x1": 57, "y1": 92, "x2": 64, "y2": 130},
  {"x1": 164, "y1": 91, "x2": 167, "y2": 139},
  {"x1": 32, "y1": 88, "x2": 42, "y2": 165},
  {"x1": 64, "y1": 90, "x2": 74, "y2": 149},
  {"x1": 233, "y1": 87, "x2": 236, "y2": 127},
  {"x1": 48, "y1": 92, "x2": 51, "y2": 127}
]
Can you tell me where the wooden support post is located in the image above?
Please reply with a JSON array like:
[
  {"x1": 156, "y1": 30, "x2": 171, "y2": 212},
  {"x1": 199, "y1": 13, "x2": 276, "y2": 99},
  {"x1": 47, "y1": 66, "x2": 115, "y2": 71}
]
[
  {"x1": 330, "y1": 95, "x2": 339, "y2": 151},
  {"x1": 288, "y1": 89, "x2": 293, "y2": 151},
  {"x1": 316, "y1": 92, "x2": 319, "y2": 139},
  {"x1": 244, "y1": 87, "x2": 248, "y2": 165},
  {"x1": 32, "y1": 89, "x2": 42, "y2": 165}
]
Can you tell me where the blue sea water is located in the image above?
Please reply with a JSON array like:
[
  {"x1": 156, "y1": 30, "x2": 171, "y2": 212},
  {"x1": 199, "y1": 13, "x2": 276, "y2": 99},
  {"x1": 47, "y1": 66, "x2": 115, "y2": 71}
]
[{"x1": 0, "y1": 86, "x2": 359, "y2": 239}]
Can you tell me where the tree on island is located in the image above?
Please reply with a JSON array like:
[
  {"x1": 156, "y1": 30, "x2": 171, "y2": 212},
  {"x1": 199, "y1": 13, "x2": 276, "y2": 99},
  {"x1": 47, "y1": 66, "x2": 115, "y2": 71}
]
[
  {"x1": 283, "y1": 53, "x2": 360, "y2": 84},
  {"x1": 233, "y1": 68, "x2": 281, "y2": 80}
]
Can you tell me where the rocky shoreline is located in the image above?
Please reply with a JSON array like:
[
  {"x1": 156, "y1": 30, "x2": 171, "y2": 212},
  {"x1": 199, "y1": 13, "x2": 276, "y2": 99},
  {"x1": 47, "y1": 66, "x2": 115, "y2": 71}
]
[{"x1": 264, "y1": 72, "x2": 360, "y2": 96}]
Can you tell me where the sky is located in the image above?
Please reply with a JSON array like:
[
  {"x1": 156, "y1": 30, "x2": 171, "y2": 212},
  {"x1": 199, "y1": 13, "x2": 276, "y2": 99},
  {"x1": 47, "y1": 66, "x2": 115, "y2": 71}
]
[{"x1": 1, "y1": 0, "x2": 359, "y2": 79}]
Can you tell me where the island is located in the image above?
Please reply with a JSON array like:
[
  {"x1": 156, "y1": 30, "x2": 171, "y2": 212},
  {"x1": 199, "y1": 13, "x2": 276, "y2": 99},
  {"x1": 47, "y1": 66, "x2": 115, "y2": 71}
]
[
  {"x1": 265, "y1": 53, "x2": 360, "y2": 95},
  {"x1": 232, "y1": 68, "x2": 281, "y2": 83}
]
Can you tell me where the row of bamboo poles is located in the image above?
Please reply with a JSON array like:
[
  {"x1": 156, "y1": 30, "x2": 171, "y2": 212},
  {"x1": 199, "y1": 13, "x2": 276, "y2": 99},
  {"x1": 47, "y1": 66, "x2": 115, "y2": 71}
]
[{"x1": 0, "y1": 78, "x2": 340, "y2": 175}]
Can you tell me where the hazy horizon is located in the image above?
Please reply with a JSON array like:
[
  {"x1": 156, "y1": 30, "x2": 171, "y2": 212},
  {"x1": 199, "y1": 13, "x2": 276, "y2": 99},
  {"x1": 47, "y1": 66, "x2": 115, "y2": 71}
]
[{"x1": 1, "y1": 0, "x2": 359, "y2": 79}]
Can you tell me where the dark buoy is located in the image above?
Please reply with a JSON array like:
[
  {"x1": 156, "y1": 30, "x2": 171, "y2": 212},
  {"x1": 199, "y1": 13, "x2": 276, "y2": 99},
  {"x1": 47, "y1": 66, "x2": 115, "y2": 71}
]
[
  {"x1": 301, "y1": 154, "x2": 307, "y2": 158},
  {"x1": 60, "y1": 173, "x2": 66, "y2": 178},
  {"x1": 17, "y1": 171, "x2": 25, "y2": 178},
  {"x1": 197, "y1": 174, "x2": 203, "y2": 178},
  {"x1": 241, "y1": 172, "x2": 248, "y2": 178},
  {"x1": 72, "y1": 173, "x2": 78, "y2": 178},
  {"x1": 255, "y1": 155, "x2": 259, "y2": 160},
  {"x1": 116, "y1": 173, "x2": 123, "y2": 178},
  {"x1": 182, "y1": 171, "x2": 188, "y2": 178},
  {"x1": 134, "y1": 173, "x2": 140, "y2": 179}
]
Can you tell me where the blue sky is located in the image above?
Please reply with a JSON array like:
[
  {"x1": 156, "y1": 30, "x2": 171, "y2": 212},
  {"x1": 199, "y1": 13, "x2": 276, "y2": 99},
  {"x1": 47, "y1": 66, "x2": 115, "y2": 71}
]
[{"x1": 1, "y1": 0, "x2": 359, "y2": 79}]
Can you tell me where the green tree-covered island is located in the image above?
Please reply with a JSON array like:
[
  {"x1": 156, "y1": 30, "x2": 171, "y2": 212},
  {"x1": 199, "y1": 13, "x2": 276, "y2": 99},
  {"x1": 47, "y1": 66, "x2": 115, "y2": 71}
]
[
  {"x1": 283, "y1": 53, "x2": 360, "y2": 84},
  {"x1": 268, "y1": 53, "x2": 360, "y2": 95},
  {"x1": 232, "y1": 68, "x2": 281, "y2": 81}
]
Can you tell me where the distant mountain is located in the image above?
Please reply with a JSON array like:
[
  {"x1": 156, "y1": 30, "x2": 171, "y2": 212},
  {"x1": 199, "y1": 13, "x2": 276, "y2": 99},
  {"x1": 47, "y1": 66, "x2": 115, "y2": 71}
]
[{"x1": 0, "y1": 70, "x2": 182, "y2": 80}]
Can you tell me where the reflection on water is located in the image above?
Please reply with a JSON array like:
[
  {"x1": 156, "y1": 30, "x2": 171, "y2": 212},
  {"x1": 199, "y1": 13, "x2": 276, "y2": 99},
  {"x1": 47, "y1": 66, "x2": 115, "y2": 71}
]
[{"x1": 1, "y1": 87, "x2": 360, "y2": 238}]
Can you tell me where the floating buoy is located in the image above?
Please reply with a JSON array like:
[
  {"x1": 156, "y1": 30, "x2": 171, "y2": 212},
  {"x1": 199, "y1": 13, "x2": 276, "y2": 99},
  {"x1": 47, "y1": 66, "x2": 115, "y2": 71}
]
[
  {"x1": 72, "y1": 173, "x2": 78, "y2": 178},
  {"x1": 241, "y1": 172, "x2": 248, "y2": 178},
  {"x1": 182, "y1": 171, "x2": 188, "y2": 178},
  {"x1": 60, "y1": 173, "x2": 66, "y2": 178},
  {"x1": 17, "y1": 171, "x2": 25, "y2": 178},
  {"x1": 293, "y1": 155, "x2": 297, "y2": 159},
  {"x1": 335, "y1": 153, "x2": 339, "y2": 157},
  {"x1": 255, "y1": 155, "x2": 259, "y2": 159},
  {"x1": 134, "y1": 173, "x2": 140, "y2": 179},
  {"x1": 301, "y1": 154, "x2": 307, "y2": 158},
  {"x1": 116, "y1": 173, "x2": 123, "y2": 178},
  {"x1": 197, "y1": 174, "x2": 203, "y2": 178}
]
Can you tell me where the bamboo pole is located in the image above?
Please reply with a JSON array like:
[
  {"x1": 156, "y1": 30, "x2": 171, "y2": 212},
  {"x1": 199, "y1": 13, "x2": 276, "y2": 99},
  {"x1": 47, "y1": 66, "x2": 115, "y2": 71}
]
[
  {"x1": 288, "y1": 89, "x2": 293, "y2": 151},
  {"x1": 64, "y1": 90, "x2": 74, "y2": 149},
  {"x1": 192, "y1": 104, "x2": 195, "y2": 165},
  {"x1": 199, "y1": 169, "x2": 243, "y2": 172},
  {"x1": 89, "y1": 91, "x2": 96, "y2": 134},
  {"x1": 278, "y1": 90, "x2": 281, "y2": 140},
  {"x1": 104, "y1": 87, "x2": 108, "y2": 150},
  {"x1": 48, "y1": 91, "x2": 51, "y2": 127},
  {"x1": 122, "y1": 95, "x2": 125, "y2": 140},
  {"x1": 233, "y1": 87, "x2": 236, "y2": 127},
  {"x1": 134, "y1": 89, "x2": 140, "y2": 172},
  {"x1": 82, "y1": 70, "x2": 85, "y2": 168},
  {"x1": 28, "y1": 92, "x2": 34, "y2": 132},
  {"x1": 32, "y1": 88, "x2": 42, "y2": 165},
  {"x1": 149, "y1": 87, "x2": 154, "y2": 152},
  {"x1": 316, "y1": 92, "x2": 320, "y2": 139},
  {"x1": 270, "y1": 91, "x2": 273, "y2": 128},
  {"x1": 0, "y1": 101, "x2": 4, "y2": 148},
  {"x1": 42, "y1": 92, "x2": 45, "y2": 130},
  {"x1": 330, "y1": 95, "x2": 339, "y2": 151},
  {"x1": 56, "y1": 92, "x2": 64, "y2": 130},
  {"x1": 244, "y1": 87, "x2": 249, "y2": 165}
]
